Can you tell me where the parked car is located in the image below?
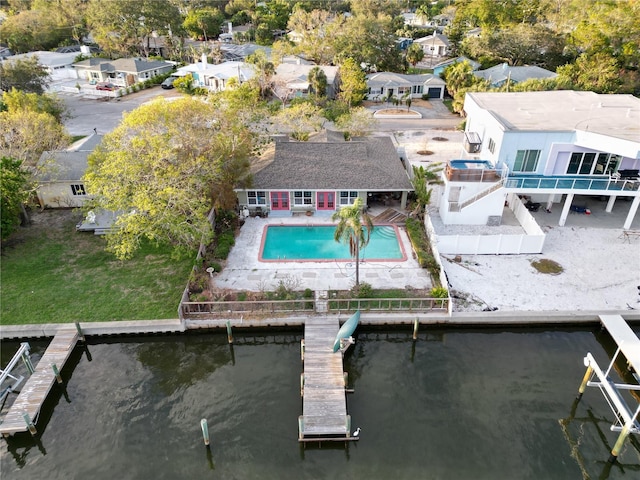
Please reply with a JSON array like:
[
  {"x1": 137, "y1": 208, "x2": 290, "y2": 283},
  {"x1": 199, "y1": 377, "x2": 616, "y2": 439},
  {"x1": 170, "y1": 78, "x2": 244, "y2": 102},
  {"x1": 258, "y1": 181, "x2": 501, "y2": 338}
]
[
  {"x1": 96, "y1": 82, "x2": 117, "y2": 91},
  {"x1": 161, "y1": 77, "x2": 176, "y2": 89}
]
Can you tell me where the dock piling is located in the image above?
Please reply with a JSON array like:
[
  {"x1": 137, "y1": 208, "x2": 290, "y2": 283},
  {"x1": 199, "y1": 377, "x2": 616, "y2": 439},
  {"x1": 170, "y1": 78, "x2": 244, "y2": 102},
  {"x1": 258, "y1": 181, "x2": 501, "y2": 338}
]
[
  {"x1": 609, "y1": 424, "x2": 631, "y2": 463},
  {"x1": 576, "y1": 362, "x2": 593, "y2": 400},
  {"x1": 200, "y1": 418, "x2": 210, "y2": 446},
  {"x1": 226, "y1": 321, "x2": 233, "y2": 344},
  {"x1": 51, "y1": 364, "x2": 62, "y2": 384},
  {"x1": 301, "y1": 339, "x2": 305, "y2": 362},
  {"x1": 74, "y1": 322, "x2": 85, "y2": 342},
  {"x1": 21, "y1": 344, "x2": 35, "y2": 374},
  {"x1": 22, "y1": 413, "x2": 37, "y2": 436},
  {"x1": 413, "y1": 318, "x2": 419, "y2": 341}
]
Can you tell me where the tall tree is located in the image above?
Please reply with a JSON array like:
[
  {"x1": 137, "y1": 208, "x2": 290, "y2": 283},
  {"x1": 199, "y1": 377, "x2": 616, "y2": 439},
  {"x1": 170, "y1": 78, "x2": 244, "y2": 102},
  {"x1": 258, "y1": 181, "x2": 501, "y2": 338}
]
[
  {"x1": 338, "y1": 58, "x2": 367, "y2": 107},
  {"x1": 0, "y1": 56, "x2": 49, "y2": 94},
  {"x1": 286, "y1": 6, "x2": 336, "y2": 64},
  {"x1": 183, "y1": 7, "x2": 225, "y2": 41},
  {"x1": 0, "y1": 157, "x2": 31, "y2": 241},
  {"x1": 0, "y1": 109, "x2": 70, "y2": 166},
  {"x1": 331, "y1": 197, "x2": 373, "y2": 288},
  {"x1": 334, "y1": 107, "x2": 377, "y2": 140},
  {"x1": 307, "y1": 66, "x2": 327, "y2": 101},
  {"x1": 2, "y1": 88, "x2": 68, "y2": 122},
  {"x1": 86, "y1": 0, "x2": 183, "y2": 57},
  {"x1": 411, "y1": 163, "x2": 443, "y2": 220},
  {"x1": 405, "y1": 42, "x2": 425, "y2": 67},
  {"x1": 84, "y1": 97, "x2": 255, "y2": 260},
  {"x1": 556, "y1": 52, "x2": 621, "y2": 93},
  {"x1": 275, "y1": 102, "x2": 324, "y2": 141},
  {"x1": 246, "y1": 49, "x2": 276, "y2": 98}
]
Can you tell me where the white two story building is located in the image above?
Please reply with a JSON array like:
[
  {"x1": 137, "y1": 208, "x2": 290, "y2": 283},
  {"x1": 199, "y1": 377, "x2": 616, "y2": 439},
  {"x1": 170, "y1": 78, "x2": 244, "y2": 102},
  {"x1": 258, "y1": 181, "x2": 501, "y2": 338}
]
[{"x1": 438, "y1": 91, "x2": 640, "y2": 230}]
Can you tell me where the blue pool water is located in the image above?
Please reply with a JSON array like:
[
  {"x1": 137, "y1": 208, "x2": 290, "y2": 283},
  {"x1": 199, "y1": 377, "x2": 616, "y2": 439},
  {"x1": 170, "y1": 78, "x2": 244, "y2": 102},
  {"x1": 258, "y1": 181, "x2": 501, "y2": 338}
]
[
  {"x1": 260, "y1": 225, "x2": 404, "y2": 261},
  {"x1": 450, "y1": 159, "x2": 493, "y2": 169}
]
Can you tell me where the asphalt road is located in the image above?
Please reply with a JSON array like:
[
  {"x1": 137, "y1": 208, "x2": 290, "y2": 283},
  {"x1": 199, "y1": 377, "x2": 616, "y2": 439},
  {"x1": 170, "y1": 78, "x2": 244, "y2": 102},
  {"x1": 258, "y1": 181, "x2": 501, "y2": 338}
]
[
  {"x1": 61, "y1": 89, "x2": 461, "y2": 136},
  {"x1": 61, "y1": 87, "x2": 181, "y2": 136}
]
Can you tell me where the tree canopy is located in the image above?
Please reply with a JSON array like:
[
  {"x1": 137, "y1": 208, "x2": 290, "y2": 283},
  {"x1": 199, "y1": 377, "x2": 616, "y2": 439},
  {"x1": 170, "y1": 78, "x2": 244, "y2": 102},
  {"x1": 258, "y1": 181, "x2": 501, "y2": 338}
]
[
  {"x1": 337, "y1": 58, "x2": 367, "y2": 108},
  {"x1": 0, "y1": 56, "x2": 50, "y2": 94},
  {"x1": 84, "y1": 97, "x2": 255, "y2": 260},
  {"x1": 0, "y1": 156, "x2": 30, "y2": 241}
]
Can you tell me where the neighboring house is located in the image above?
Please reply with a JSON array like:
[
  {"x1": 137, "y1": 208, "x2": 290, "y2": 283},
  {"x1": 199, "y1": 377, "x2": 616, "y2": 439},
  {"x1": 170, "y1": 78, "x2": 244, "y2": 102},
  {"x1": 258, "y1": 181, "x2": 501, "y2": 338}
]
[
  {"x1": 473, "y1": 63, "x2": 557, "y2": 87},
  {"x1": 3, "y1": 50, "x2": 79, "y2": 80},
  {"x1": 72, "y1": 57, "x2": 173, "y2": 87},
  {"x1": 220, "y1": 43, "x2": 272, "y2": 62},
  {"x1": 437, "y1": 91, "x2": 640, "y2": 230},
  {"x1": 35, "y1": 134, "x2": 102, "y2": 209},
  {"x1": 432, "y1": 56, "x2": 480, "y2": 78},
  {"x1": 414, "y1": 33, "x2": 450, "y2": 59},
  {"x1": 56, "y1": 45, "x2": 99, "y2": 55},
  {"x1": 235, "y1": 135, "x2": 413, "y2": 216},
  {"x1": 396, "y1": 37, "x2": 413, "y2": 50},
  {"x1": 176, "y1": 57, "x2": 254, "y2": 92},
  {"x1": 366, "y1": 72, "x2": 445, "y2": 100},
  {"x1": 273, "y1": 63, "x2": 340, "y2": 99},
  {"x1": 218, "y1": 23, "x2": 253, "y2": 43}
]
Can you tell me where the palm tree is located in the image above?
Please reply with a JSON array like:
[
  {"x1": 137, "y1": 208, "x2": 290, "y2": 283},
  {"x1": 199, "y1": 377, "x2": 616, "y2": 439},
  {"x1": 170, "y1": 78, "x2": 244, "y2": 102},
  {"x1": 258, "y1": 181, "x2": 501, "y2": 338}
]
[
  {"x1": 332, "y1": 197, "x2": 374, "y2": 288},
  {"x1": 411, "y1": 163, "x2": 444, "y2": 219}
]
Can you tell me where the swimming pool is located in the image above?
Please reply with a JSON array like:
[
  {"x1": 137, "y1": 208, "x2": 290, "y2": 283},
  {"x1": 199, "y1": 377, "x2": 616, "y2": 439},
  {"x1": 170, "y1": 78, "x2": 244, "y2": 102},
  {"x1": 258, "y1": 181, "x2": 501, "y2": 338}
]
[
  {"x1": 449, "y1": 159, "x2": 493, "y2": 169},
  {"x1": 259, "y1": 224, "x2": 406, "y2": 261}
]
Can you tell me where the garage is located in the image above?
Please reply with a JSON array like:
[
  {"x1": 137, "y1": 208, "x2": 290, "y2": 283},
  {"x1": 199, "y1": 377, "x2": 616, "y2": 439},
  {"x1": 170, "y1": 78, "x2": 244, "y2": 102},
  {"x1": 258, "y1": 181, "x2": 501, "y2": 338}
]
[{"x1": 427, "y1": 87, "x2": 443, "y2": 99}]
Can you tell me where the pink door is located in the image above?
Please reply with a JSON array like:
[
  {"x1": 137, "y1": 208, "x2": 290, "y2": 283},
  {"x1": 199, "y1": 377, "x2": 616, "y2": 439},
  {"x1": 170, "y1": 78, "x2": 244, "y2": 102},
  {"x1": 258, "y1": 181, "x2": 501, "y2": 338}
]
[
  {"x1": 317, "y1": 191, "x2": 335, "y2": 210},
  {"x1": 270, "y1": 192, "x2": 289, "y2": 210}
]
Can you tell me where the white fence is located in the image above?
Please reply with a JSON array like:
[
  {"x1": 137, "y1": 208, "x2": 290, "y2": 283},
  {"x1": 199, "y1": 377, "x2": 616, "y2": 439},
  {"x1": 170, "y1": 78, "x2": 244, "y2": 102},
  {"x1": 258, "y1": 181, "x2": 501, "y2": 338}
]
[{"x1": 431, "y1": 193, "x2": 546, "y2": 255}]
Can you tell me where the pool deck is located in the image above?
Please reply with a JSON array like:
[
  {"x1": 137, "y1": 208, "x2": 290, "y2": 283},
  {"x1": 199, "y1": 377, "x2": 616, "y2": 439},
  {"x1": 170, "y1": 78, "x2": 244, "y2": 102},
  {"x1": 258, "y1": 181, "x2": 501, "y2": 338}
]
[{"x1": 214, "y1": 213, "x2": 432, "y2": 292}]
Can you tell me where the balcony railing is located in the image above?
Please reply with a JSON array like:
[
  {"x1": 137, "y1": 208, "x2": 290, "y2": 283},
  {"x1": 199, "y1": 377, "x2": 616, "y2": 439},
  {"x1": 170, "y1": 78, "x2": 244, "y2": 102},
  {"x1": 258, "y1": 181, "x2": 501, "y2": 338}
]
[{"x1": 504, "y1": 176, "x2": 640, "y2": 192}]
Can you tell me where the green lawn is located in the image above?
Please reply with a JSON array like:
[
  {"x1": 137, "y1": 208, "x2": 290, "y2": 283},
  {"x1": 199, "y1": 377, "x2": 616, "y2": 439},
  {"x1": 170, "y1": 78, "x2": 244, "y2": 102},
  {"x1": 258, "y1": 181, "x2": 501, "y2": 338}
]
[{"x1": 1, "y1": 210, "x2": 194, "y2": 325}]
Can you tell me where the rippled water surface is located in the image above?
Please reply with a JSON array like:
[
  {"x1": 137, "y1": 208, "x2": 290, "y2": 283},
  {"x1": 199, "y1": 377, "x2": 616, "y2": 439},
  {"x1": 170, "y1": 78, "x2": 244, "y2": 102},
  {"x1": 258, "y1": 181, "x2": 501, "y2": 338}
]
[{"x1": 2, "y1": 327, "x2": 639, "y2": 479}]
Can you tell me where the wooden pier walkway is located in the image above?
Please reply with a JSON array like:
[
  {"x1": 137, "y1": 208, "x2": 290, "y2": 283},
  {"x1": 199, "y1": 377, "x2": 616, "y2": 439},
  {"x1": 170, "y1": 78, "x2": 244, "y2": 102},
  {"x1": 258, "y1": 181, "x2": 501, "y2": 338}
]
[
  {"x1": 299, "y1": 317, "x2": 355, "y2": 442},
  {"x1": 0, "y1": 330, "x2": 79, "y2": 437}
]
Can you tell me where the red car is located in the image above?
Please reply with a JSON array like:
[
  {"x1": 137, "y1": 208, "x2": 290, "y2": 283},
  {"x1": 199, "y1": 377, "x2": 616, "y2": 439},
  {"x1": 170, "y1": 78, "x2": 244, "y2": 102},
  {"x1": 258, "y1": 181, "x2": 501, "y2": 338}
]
[{"x1": 96, "y1": 82, "x2": 117, "y2": 91}]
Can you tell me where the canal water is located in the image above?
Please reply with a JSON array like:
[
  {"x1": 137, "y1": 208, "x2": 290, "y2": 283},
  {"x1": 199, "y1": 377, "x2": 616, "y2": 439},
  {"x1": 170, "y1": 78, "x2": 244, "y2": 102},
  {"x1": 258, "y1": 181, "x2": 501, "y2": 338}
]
[{"x1": 1, "y1": 327, "x2": 639, "y2": 479}]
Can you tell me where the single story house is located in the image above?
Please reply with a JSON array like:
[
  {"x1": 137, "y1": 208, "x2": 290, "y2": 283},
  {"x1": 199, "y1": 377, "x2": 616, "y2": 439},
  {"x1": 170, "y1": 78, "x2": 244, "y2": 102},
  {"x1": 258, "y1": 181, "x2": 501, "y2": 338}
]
[
  {"x1": 472, "y1": 63, "x2": 557, "y2": 87},
  {"x1": 176, "y1": 57, "x2": 254, "y2": 92},
  {"x1": 413, "y1": 33, "x2": 450, "y2": 59},
  {"x1": 432, "y1": 56, "x2": 480, "y2": 78},
  {"x1": 437, "y1": 91, "x2": 640, "y2": 229},
  {"x1": 220, "y1": 43, "x2": 272, "y2": 62},
  {"x1": 72, "y1": 57, "x2": 173, "y2": 87},
  {"x1": 273, "y1": 63, "x2": 340, "y2": 99},
  {"x1": 235, "y1": 135, "x2": 413, "y2": 217},
  {"x1": 3, "y1": 50, "x2": 79, "y2": 80},
  {"x1": 35, "y1": 134, "x2": 102, "y2": 209},
  {"x1": 365, "y1": 72, "x2": 445, "y2": 100}
]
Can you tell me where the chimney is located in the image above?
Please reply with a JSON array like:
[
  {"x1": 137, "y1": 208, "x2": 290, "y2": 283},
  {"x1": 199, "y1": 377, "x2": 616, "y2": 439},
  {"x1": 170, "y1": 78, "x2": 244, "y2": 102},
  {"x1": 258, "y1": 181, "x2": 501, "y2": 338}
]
[
  {"x1": 228, "y1": 22, "x2": 233, "y2": 34},
  {"x1": 201, "y1": 53, "x2": 207, "y2": 65}
]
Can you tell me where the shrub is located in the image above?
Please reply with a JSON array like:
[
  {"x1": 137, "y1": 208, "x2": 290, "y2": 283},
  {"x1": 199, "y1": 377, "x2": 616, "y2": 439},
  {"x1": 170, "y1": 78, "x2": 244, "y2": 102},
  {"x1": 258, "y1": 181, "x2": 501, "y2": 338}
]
[
  {"x1": 303, "y1": 288, "x2": 313, "y2": 298},
  {"x1": 430, "y1": 286, "x2": 449, "y2": 298},
  {"x1": 213, "y1": 231, "x2": 235, "y2": 259},
  {"x1": 352, "y1": 282, "x2": 372, "y2": 298}
]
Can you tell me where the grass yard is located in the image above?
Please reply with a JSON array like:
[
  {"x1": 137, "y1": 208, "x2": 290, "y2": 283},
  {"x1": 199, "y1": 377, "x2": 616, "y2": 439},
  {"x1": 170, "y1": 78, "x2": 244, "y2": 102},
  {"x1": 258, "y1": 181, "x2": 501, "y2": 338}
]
[{"x1": 1, "y1": 209, "x2": 194, "y2": 325}]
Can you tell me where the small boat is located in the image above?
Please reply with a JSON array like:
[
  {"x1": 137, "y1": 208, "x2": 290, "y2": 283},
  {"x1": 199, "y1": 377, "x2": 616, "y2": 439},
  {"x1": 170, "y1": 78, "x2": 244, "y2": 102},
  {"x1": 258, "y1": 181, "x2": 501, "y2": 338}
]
[{"x1": 332, "y1": 310, "x2": 360, "y2": 353}]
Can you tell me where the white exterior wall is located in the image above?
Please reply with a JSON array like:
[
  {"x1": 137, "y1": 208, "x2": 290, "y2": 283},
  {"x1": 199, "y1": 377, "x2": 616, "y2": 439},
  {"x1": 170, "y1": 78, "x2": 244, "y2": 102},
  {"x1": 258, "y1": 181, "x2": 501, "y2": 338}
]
[
  {"x1": 37, "y1": 182, "x2": 88, "y2": 208},
  {"x1": 438, "y1": 182, "x2": 506, "y2": 225}
]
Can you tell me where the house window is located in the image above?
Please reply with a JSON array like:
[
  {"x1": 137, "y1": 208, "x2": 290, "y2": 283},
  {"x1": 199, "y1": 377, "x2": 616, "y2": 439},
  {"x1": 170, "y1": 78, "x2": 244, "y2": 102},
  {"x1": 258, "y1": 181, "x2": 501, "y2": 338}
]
[
  {"x1": 397, "y1": 87, "x2": 410, "y2": 95},
  {"x1": 293, "y1": 191, "x2": 313, "y2": 205},
  {"x1": 339, "y1": 191, "x2": 358, "y2": 205},
  {"x1": 568, "y1": 152, "x2": 620, "y2": 175},
  {"x1": 412, "y1": 85, "x2": 423, "y2": 94},
  {"x1": 513, "y1": 150, "x2": 540, "y2": 172},
  {"x1": 488, "y1": 138, "x2": 495, "y2": 154},
  {"x1": 71, "y1": 184, "x2": 86, "y2": 195},
  {"x1": 247, "y1": 190, "x2": 266, "y2": 205}
]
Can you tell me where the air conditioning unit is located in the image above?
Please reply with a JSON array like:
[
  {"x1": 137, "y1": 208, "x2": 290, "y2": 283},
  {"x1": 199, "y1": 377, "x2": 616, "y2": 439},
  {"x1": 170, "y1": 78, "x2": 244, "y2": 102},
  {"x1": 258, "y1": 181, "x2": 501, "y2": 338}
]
[{"x1": 464, "y1": 131, "x2": 482, "y2": 153}]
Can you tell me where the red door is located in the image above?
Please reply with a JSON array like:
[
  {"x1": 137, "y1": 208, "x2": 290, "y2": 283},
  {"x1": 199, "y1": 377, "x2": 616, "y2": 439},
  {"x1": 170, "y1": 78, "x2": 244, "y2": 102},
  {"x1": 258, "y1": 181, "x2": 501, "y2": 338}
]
[
  {"x1": 317, "y1": 191, "x2": 335, "y2": 210},
  {"x1": 270, "y1": 192, "x2": 289, "y2": 210}
]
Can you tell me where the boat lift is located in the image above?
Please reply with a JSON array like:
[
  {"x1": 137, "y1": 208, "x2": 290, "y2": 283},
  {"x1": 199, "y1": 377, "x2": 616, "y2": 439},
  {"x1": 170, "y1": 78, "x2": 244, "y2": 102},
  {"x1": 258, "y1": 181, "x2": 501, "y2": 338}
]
[
  {"x1": 577, "y1": 315, "x2": 640, "y2": 463},
  {"x1": 0, "y1": 343, "x2": 33, "y2": 404}
]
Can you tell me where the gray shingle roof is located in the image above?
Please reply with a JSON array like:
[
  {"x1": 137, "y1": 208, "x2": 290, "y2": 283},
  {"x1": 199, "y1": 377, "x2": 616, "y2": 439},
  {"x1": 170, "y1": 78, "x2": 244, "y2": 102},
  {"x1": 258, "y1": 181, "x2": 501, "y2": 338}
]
[{"x1": 252, "y1": 137, "x2": 412, "y2": 191}]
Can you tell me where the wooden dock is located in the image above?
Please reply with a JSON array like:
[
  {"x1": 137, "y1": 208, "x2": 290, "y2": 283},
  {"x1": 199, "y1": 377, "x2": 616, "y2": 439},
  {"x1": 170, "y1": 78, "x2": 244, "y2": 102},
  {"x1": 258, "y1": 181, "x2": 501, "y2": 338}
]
[
  {"x1": 299, "y1": 317, "x2": 355, "y2": 442},
  {"x1": 0, "y1": 330, "x2": 79, "y2": 437}
]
